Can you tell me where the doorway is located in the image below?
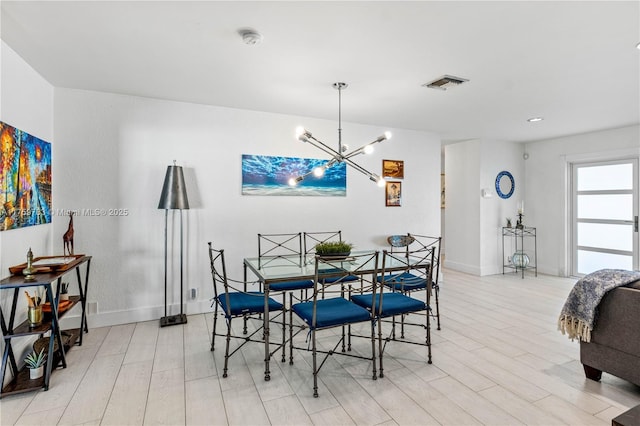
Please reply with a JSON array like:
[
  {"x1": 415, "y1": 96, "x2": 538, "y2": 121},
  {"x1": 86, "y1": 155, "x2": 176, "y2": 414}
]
[{"x1": 571, "y1": 159, "x2": 638, "y2": 276}]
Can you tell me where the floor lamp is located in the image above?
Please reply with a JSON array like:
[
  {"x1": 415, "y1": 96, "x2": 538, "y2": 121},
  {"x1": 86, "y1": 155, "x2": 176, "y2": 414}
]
[{"x1": 158, "y1": 162, "x2": 190, "y2": 327}]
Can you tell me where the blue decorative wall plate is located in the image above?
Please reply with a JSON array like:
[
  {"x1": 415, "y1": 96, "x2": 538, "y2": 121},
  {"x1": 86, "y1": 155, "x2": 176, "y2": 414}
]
[{"x1": 495, "y1": 171, "x2": 515, "y2": 199}]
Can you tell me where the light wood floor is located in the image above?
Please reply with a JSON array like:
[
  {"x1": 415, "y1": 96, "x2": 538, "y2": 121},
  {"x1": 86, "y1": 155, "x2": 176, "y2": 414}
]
[{"x1": 2, "y1": 268, "x2": 639, "y2": 425}]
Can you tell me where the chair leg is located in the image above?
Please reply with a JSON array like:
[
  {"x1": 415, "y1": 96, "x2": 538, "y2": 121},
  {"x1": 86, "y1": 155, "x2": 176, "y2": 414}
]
[
  {"x1": 434, "y1": 284, "x2": 441, "y2": 330},
  {"x1": 312, "y1": 329, "x2": 319, "y2": 398},
  {"x1": 426, "y1": 306, "x2": 432, "y2": 364},
  {"x1": 370, "y1": 319, "x2": 377, "y2": 380},
  {"x1": 391, "y1": 315, "x2": 397, "y2": 340},
  {"x1": 289, "y1": 293, "x2": 295, "y2": 365},
  {"x1": 377, "y1": 318, "x2": 385, "y2": 378},
  {"x1": 211, "y1": 305, "x2": 219, "y2": 351},
  {"x1": 281, "y1": 294, "x2": 286, "y2": 363},
  {"x1": 343, "y1": 325, "x2": 348, "y2": 352},
  {"x1": 223, "y1": 318, "x2": 232, "y2": 378}
]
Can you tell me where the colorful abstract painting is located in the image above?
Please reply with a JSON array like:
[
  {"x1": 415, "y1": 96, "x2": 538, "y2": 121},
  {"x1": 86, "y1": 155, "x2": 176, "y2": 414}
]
[
  {"x1": 1, "y1": 121, "x2": 52, "y2": 231},
  {"x1": 242, "y1": 154, "x2": 346, "y2": 196}
]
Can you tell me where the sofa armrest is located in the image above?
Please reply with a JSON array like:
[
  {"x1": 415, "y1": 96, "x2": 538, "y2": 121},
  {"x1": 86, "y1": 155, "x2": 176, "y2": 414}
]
[{"x1": 590, "y1": 287, "x2": 640, "y2": 356}]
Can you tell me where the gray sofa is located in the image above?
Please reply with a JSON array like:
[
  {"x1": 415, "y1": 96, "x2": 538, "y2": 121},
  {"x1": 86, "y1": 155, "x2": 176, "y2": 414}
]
[{"x1": 580, "y1": 281, "x2": 640, "y2": 386}]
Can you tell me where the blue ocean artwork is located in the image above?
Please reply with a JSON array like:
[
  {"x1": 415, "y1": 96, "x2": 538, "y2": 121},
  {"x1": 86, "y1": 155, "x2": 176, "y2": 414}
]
[{"x1": 242, "y1": 155, "x2": 346, "y2": 196}]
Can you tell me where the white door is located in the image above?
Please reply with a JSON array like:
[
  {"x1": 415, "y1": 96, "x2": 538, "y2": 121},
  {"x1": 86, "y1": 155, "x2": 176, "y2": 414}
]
[{"x1": 571, "y1": 159, "x2": 638, "y2": 276}]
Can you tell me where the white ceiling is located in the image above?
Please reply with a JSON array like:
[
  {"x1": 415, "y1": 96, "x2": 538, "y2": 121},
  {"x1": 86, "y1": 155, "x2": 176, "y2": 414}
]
[{"x1": 2, "y1": 1, "x2": 639, "y2": 143}]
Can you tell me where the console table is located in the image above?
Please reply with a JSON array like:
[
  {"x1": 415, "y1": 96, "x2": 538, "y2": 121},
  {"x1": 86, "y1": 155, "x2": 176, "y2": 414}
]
[
  {"x1": 502, "y1": 227, "x2": 537, "y2": 278},
  {"x1": 0, "y1": 255, "x2": 91, "y2": 397}
]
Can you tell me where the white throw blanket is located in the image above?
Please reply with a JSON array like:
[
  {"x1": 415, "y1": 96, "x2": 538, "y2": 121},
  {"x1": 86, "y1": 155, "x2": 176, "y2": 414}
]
[{"x1": 558, "y1": 269, "x2": 640, "y2": 342}]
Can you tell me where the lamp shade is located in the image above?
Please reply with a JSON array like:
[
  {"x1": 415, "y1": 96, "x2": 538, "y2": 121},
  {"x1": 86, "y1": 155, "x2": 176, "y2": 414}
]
[{"x1": 158, "y1": 165, "x2": 190, "y2": 210}]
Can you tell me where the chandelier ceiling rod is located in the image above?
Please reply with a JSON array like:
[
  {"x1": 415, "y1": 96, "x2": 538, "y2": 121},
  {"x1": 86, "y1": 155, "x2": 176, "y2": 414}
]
[{"x1": 289, "y1": 82, "x2": 392, "y2": 187}]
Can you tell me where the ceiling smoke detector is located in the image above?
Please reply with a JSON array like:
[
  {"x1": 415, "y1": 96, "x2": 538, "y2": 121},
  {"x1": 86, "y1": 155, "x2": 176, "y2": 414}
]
[
  {"x1": 423, "y1": 75, "x2": 469, "y2": 90},
  {"x1": 239, "y1": 29, "x2": 263, "y2": 45}
]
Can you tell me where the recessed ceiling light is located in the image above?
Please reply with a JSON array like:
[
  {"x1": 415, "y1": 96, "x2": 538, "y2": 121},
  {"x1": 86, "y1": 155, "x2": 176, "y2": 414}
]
[{"x1": 527, "y1": 117, "x2": 544, "y2": 123}]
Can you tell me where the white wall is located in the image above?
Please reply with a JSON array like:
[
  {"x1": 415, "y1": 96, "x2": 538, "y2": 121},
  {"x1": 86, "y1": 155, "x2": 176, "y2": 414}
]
[
  {"x1": 444, "y1": 139, "x2": 524, "y2": 276},
  {"x1": 0, "y1": 41, "x2": 54, "y2": 272},
  {"x1": 524, "y1": 125, "x2": 640, "y2": 276},
  {"x1": 0, "y1": 41, "x2": 55, "y2": 387},
  {"x1": 444, "y1": 140, "x2": 481, "y2": 274},
  {"x1": 54, "y1": 88, "x2": 442, "y2": 326}
]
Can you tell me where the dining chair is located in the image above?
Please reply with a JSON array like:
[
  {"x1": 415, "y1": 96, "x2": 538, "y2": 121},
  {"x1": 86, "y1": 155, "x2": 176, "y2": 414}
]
[
  {"x1": 290, "y1": 250, "x2": 380, "y2": 397},
  {"x1": 351, "y1": 245, "x2": 435, "y2": 378},
  {"x1": 208, "y1": 242, "x2": 285, "y2": 378},
  {"x1": 386, "y1": 233, "x2": 442, "y2": 330},
  {"x1": 304, "y1": 230, "x2": 360, "y2": 287},
  {"x1": 408, "y1": 234, "x2": 442, "y2": 330},
  {"x1": 257, "y1": 233, "x2": 314, "y2": 361}
]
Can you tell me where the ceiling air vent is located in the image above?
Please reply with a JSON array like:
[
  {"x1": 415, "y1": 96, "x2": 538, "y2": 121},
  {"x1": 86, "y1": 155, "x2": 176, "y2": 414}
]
[{"x1": 422, "y1": 75, "x2": 469, "y2": 90}]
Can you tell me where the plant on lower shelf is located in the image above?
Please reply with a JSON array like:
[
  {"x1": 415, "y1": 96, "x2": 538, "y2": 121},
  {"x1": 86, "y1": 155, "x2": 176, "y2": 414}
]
[
  {"x1": 314, "y1": 241, "x2": 354, "y2": 256},
  {"x1": 24, "y1": 348, "x2": 46, "y2": 369}
]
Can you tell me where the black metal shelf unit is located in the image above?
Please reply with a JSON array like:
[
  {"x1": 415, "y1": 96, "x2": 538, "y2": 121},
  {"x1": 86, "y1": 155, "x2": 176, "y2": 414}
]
[
  {"x1": 502, "y1": 227, "x2": 537, "y2": 278},
  {"x1": 0, "y1": 256, "x2": 91, "y2": 397}
]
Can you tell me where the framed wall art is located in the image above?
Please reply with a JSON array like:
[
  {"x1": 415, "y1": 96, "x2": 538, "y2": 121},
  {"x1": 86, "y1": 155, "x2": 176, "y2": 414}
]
[
  {"x1": 242, "y1": 154, "x2": 346, "y2": 196},
  {"x1": 385, "y1": 181, "x2": 402, "y2": 207},
  {"x1": 1, "y1": 121, "x2": 52, "y2": 231},
  {"x1": 382, "y1": 159, "x2": 404, "y2": 179}
]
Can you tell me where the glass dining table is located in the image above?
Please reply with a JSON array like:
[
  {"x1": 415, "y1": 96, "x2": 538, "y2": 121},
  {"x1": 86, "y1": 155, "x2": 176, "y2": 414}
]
[{"x1": 243, "y1": 250, "x2": 432, "y2": 381}]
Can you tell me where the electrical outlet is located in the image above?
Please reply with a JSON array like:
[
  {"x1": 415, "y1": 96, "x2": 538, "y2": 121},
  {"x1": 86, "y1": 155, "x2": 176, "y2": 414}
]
[
  {"x1": 190, "y1": 288, "x2": 198, "y2": 299},
  {"x1": 87, "y1": 302, "x2": 98, "y2": 315}
]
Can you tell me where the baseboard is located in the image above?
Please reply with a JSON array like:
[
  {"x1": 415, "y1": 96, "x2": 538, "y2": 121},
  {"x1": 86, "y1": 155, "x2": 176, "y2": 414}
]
[
  {"x1": 59, "y1": 299, "x2": 213, "y2": 329},
  {"x1": 442, "y1": 259, "x2": 481, "y2": 276}
]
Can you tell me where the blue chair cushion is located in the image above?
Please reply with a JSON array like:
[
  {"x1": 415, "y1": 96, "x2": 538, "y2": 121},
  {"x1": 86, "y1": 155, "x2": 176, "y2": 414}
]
[
  {"x1": 269, "y1": 279, "x2": 314, "y2": 291},
  {"x1": 321, "y1": 275, "x2": 359, "y2": 284},
  {"x1": 351, "y1": 292, "x2": 426, "y2": 317},
  {"x1": 217, "y1": 292, "x2": 283, "y2": 317},
  {"x1": 317, "y1": 269, "x2": 360, "y2": 284},
  {"x1": 292, "y1": 297, "x2": 371, "y2": 329},
  {"x1": 377, "y1": 272, "x2": 426, "y2": 292}
]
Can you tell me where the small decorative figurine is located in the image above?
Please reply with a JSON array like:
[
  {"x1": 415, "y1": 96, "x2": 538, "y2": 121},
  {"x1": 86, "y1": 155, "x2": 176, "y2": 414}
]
[
  {"x1": 63, "y1": 212, "x2": 74, "y2": 256},
  {"x1": 22, "y1": 247, "x2": 36, "y2": 281},
  {"x1": 506, "y1": 218, "x2": 512, "y2": 228}
]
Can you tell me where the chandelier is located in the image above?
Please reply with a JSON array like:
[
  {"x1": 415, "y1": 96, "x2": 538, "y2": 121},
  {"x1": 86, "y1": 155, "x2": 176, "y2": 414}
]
[{"x1": 288, "y1": 82, "x2": 391, "y2": 187}]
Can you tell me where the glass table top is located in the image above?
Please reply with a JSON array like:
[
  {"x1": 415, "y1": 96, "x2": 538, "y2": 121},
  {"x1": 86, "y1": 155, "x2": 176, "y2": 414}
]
[{"x1": 244, "y1": 250, "x2": 431, "y2": 283}]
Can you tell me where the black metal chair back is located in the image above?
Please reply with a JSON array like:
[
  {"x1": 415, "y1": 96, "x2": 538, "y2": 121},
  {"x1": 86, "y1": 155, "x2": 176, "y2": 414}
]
[
  {"x1": 303, "y1": 230, "x2": 344, "y2": 255},
  {"x1": 258, "y1": 232, "x2": 304, "y2": 268}
]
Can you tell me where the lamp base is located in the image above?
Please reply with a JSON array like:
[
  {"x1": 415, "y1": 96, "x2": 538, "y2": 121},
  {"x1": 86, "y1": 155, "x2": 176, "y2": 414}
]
[{"x1": 160, "y1": 314, "x2": 188, "y2": 327}]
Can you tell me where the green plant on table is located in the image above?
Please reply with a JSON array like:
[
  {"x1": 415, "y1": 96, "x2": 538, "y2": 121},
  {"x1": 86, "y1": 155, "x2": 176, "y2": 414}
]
[
  {"x1": 314, "y1": 241, "x2": 353, "y2": 255},
  {"x1": 24, "y1": 348, "x2": 46, "y2": 369}
]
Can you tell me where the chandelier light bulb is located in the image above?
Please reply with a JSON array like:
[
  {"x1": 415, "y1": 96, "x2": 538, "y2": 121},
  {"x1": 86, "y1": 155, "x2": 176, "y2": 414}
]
[
  {"x1": 384, "y1": 131, "x2": 392, "y2": 140},
  {"x1": 377, "y1": 179, "x2": 386, "y2": 188},
  {"x1": 313, "y1": 166, "x2": 325, "y2": 177},
  {"x1": 295, "y1": 126, "x2": 307, "y2": 140},
  {"x1": 288, "y1": 178, "x2": 297, "y2": 186},
  {"x1": 363, "y1": 145, "x2": 374, "y2": 155}
]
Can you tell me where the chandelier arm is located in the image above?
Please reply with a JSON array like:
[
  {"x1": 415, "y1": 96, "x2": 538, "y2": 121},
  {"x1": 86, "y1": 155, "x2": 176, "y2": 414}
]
[
  {"x1": 343, "y1": 146, "x2": 367, "y2": 160},
  {"x1": 290, "y1": 168, "x2": 316, "y2": 185},
  {"x1": 342, "y1": 157, "x2": 380, "y2": 180},
  {"x1": 343, "y1": 137, "x2": 387, "y2": 160},
  {"x1": 306, "y1": 135, "x2": 343, "y2": 158}
]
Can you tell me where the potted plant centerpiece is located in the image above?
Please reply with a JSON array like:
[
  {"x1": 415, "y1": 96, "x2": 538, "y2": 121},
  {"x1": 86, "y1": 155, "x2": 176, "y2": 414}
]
[
  {"x1": 314, "y1": 241, "x2": 353, "y2": 259},
  {"x1": 24, "y1": 348, "x2": 46, "y2": 379}
]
